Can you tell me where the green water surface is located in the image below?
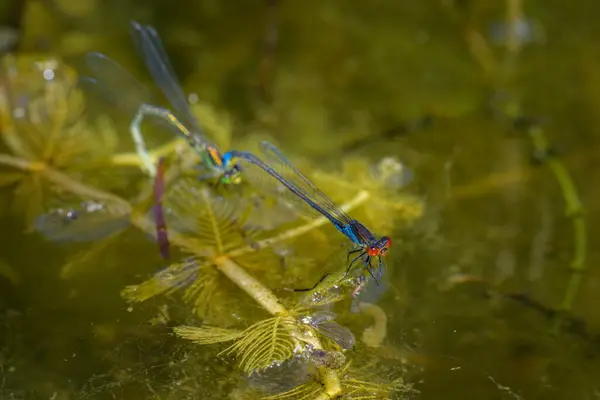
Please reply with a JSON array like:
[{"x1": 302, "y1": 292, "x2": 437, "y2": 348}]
[{"x1": 1, "y1": 1, "x2": 600, "y2": 399}]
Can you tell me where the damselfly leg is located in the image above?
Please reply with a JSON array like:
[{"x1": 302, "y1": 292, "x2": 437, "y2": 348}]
[
  {"x1": 130, "y1": 103, "x2": 190, "y2": 177},
  {"x1": 290, "y1": 273, "x2": 331, "y2": 292},
  {"x1": 345, "y1": 248, "x2": 365, "y2": 274},
  {"x1": 364, "y1": 257, "x2": 380, "y2": 285},
  {"x1": 342, "y1": 248, "x2": 380, "y2": 285}
]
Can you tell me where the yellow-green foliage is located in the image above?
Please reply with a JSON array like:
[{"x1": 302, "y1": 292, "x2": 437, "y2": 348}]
[
  {"x1": 0, "y1": 54, "x2": 122, "y2": 228},
  {"x1": 176, "y1": 315, "x2": 298, "y2": 374},
  {"x1": 0, "y1": 54, "x2": 424, "y2": 399},
  {"x1": 120, "y1": 153, "x2": 423, "y2": 319}
]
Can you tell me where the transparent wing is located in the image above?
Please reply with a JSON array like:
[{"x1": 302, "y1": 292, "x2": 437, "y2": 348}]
[
  {"x1": 83, "y1": 52, "x2": 187, "y2": 139},
  {"x1": 307, "y1": 311, "x2": 337, "y2": 325},
  {"x1": 231, "y1": 149, "x2": 345, "y2": 234},
  {"x1": 245, "y1": 141, "x2": 353, "y2": 227},
  {"x1": 83, "y1": 52, "x2": 151, "y2": 113},
  {"x1": 315, "y1": 321, "x2": 356, "y2": 350},
  {"x1": 258, "y1": 141, "x2": 353, "y2": 225},
  {"x1": 304, "y1": 311, "x2": 356, "y2": 350},
  {"x1": 35, "y1": 201, "x2": 130, "y2": 242},
  {"x1": 129, "y1": 21, "x2": 207, "y2": 139},
  {"x1": 85, "y1": 50, "x2": 214, "y2": 156}
]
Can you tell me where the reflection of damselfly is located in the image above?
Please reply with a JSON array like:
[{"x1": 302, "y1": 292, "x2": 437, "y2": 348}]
[
  {"x1": 82, "y1": 21, "x2": 242, "y2": 186},
  {"x1": 229, "y1": 141, "x2": 392, "y2": 286}
]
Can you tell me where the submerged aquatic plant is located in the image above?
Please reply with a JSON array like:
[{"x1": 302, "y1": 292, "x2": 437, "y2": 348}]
[
  {"x1": 0, "y1": 54, "x2": 125, "y2": 229},
  {"x1": 116, "y1": 151, "x2": 421, "y2": 397},
  {"x1": 176, "y1": 314, "x2": 303, "y2": 373},
  {"x1": 0, "y1": 53, "x2": 424, "y2": 398},
  {"x1": 121, "y1": 156, "x2": 422, "y2": 309}
]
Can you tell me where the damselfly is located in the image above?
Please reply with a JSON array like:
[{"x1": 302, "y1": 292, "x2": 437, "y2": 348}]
[
  {"x1": 229, "y1": 141, "x2": 391, "y2": 285},
  {"x1": 82, "y1": 21, "x2": 242, "y2": 185},
  {"x1": 83, "y1": 21, "x2": 242, "y2": 257}
]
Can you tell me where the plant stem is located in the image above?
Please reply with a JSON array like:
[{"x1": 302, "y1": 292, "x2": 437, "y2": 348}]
[
  {"x1": 214, "y1": 255, "x2": 286, "y2": 315},
  {"x1": 0, "y1": 153, "x2": 44, "y2": 171},
  {"x1": 316, "y1": 367, "x2": 343, "y2": 399},
  {"x1": 213, "y1": 257, "x2": 341, "y2": 396},
  {"x1": 0, "y1": 153, "x2": 131, "y2": 208},
  {"x1": 528, "y1": 128, "x2": 587, "y2": 334}
]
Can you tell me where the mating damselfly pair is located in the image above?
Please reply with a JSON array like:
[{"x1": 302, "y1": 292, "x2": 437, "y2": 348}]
[{"x1": 38, "y1": 20, "x2": 395, "y2": 297}]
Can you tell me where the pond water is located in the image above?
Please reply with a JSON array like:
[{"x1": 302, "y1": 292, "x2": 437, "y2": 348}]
[{"x1": 1, "y1": 1, "x2": 599, "y2": 399}]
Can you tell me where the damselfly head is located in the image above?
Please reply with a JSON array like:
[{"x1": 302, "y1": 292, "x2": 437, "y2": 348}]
[
  {"x1": 222, "y1": 162, "x2": 243, "y2": 185},
  {"x1": 366, "y1": 236, "x2": 392, "y2": 257},
  {"x1": 220, "y1": 153, "x2": 243, "y2": 185}
]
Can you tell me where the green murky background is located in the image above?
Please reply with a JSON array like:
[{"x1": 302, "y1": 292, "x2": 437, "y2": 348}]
[{"x1": 1, "y1": 0, "x2": 600, "y2": 399}]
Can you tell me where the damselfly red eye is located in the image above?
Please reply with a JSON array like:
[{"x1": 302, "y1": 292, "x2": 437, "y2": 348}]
[{"x1": 366, "y1": 246, "x2": 380, "y2": 257}]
